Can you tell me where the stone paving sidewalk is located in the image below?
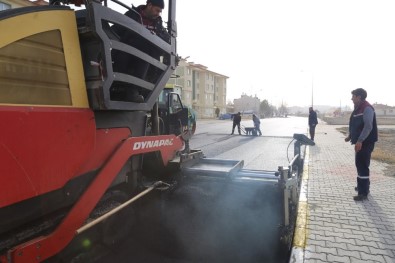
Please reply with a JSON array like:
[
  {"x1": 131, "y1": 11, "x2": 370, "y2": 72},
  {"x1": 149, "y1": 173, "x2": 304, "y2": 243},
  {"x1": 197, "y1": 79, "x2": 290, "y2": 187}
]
[{"x1": 290, "y1": 123, "x2": 395, "y2": 263}]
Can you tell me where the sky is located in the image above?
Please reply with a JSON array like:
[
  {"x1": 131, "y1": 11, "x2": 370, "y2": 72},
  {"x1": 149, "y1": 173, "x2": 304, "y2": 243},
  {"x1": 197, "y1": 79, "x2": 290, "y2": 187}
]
[{"x1": 114, "y1": 0, "x2": 395, "y2": 108}]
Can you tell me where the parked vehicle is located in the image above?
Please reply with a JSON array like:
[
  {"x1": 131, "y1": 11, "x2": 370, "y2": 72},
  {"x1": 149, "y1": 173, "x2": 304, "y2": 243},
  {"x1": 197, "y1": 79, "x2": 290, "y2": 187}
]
[{"x1": 219, "y1": 113, "x2": 233, "y2": 120}]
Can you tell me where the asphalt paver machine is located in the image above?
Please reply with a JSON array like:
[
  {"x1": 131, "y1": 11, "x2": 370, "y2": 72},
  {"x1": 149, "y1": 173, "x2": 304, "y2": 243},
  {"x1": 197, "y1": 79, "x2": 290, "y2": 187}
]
[{"x1": 0, "y1": 0, "x2": 314, "y2": 261}]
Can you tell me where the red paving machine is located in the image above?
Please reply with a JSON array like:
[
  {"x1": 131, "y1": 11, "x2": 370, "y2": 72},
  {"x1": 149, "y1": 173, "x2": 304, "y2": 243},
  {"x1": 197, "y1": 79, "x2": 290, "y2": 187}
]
[{"x1": 0, "y1": 1, "x2": 314, "y2": 262}]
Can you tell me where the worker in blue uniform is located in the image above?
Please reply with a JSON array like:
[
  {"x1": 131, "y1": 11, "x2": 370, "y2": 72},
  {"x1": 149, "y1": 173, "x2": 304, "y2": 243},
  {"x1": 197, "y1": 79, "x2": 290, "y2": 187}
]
[{"x1": 345, "y1": 88, "x2": 378, "y2": 201}]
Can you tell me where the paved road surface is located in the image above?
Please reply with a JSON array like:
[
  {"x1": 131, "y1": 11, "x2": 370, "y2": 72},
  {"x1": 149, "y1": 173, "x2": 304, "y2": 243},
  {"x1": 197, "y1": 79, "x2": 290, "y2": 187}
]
[{"x1": 94, "y1": 117, "x2": 309, "y2": 263}]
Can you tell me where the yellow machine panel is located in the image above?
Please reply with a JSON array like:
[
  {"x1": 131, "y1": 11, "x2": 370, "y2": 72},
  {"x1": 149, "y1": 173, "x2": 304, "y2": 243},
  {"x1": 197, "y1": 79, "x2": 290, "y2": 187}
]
[{"x1": 0, "y1": 9, "x2": 89, "y2": 107}]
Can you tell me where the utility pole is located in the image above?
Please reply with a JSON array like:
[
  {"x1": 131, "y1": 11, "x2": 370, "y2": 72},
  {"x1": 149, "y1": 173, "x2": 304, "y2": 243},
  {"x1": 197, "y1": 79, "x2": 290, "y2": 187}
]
[
  {"x1": 340, "y1": 100, "x2": 342, "y2": 113},
  {"x1": 311, "y1": 73, "x2": 314, "y2": 107},
  {"x1": 301, "y1": 70, "x2": 314, "y2": 107}
]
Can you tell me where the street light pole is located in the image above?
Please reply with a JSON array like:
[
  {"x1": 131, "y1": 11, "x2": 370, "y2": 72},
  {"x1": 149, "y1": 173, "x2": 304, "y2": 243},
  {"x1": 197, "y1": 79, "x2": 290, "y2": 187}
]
[
  {"x1": 311, "y1": 73, "x2": 314, "y2": 107},
  {"x1": 301, "y1": 70, "x2": 314, "y2": 107}
]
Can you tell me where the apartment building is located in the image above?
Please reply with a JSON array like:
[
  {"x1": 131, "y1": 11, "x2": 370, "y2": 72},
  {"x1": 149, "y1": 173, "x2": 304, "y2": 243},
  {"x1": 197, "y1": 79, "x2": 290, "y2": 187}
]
[
  {"x1": 233, "y1": 94, "x2": 260, "y2": 115},
  {"x1": 1, "y1": 0, "x2": 45, "y2": 10},
  {"x1": 167, "y1": 59, "x2": 228, "y2": 118}
]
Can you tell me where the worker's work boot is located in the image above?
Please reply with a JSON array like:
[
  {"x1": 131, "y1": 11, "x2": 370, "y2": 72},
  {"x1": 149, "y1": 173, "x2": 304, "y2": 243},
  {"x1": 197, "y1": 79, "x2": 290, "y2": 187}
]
[
  {"x1": 354, "y1": 187, "x2": 370, "y2": 194},
  {"x1": 130, "y1": 94, "x2": 144, "y2": 103},
  {"x1": 353, "y1": 195, "x2": 368, "y2": 201},
  {"x1": 127, "y1": 89, "x2": 144, "y2": 103}
]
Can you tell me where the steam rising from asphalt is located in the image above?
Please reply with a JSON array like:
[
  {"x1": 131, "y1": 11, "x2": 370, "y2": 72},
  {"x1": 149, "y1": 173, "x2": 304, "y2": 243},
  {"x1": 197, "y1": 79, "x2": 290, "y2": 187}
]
[{"x1": 133, "y1": 178, "x2": 286, "y2": 263}]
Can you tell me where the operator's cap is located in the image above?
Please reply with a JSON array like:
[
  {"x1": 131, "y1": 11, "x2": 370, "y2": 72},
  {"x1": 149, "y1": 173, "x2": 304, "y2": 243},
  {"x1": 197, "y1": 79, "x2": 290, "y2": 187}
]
[{"x1": 147, "y1": 0, "x2": 164, "y2": 8}]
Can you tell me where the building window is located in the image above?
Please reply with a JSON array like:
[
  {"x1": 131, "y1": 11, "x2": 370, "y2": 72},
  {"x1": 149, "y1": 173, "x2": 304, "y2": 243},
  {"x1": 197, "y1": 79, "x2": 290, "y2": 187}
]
[
  {"x1": 187, "y1": 68, "x2": 191, "y2": 75},
  {"x1": 187, "y1": 80, "x2": 191, "y2": 87},
  {"x1": 0, "y1": 2, "x2": 11, "y2": 10}
]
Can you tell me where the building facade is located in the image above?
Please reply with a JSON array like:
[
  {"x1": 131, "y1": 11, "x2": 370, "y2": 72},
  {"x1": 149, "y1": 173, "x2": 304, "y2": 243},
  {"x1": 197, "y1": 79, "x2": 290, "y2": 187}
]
[
  {"x1": 167, "y1": 59, "x2": 228, "y2": 118},
  {"x1": 233, "y1": 94, "x2": 260, "y2": 115},
  {"x1": 1, "y1": 0, "x2": 45, "y2": 10},
  {"x1": 373, "y1": 103, "x2": 395, "y2": 116}
]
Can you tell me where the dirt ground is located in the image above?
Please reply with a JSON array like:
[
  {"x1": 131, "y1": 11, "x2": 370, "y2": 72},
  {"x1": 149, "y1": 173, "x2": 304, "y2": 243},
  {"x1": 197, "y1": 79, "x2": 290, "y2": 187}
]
[{"x1": 337, "y1": 127, "x2": 395, "y2": 177}]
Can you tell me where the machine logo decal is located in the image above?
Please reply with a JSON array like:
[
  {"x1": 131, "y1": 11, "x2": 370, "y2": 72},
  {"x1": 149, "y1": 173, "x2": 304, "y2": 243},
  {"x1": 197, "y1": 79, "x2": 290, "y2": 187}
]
[{"x1": 133, "y1": 139, "x2": 174, "y2": 150}]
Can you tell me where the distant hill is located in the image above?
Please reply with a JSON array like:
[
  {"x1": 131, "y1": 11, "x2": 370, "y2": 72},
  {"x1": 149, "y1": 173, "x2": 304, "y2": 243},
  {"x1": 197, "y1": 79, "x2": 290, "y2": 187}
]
[{"x1": 288, "y1": 105, "x2": 350, "y2": 115}]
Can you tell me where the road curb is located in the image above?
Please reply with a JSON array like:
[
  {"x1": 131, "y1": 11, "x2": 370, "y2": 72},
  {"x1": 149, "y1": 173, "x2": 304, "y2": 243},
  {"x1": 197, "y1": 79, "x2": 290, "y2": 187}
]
[{"x1": 289, "y1": 146, "x2": 310, "y2": 263}]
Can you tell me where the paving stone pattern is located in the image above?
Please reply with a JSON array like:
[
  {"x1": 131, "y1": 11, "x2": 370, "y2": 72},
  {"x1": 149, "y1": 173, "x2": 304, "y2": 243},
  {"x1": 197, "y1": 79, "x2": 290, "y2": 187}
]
[{"x1": 304, "y1": 124, "x2": 395, "y2": 263}]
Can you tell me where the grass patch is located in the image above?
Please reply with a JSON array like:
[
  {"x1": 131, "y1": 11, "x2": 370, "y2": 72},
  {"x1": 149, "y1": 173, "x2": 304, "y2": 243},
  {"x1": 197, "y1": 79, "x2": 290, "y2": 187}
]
[{"x1": 336, "y1": 127, "x2": 395, "y2": 165}]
